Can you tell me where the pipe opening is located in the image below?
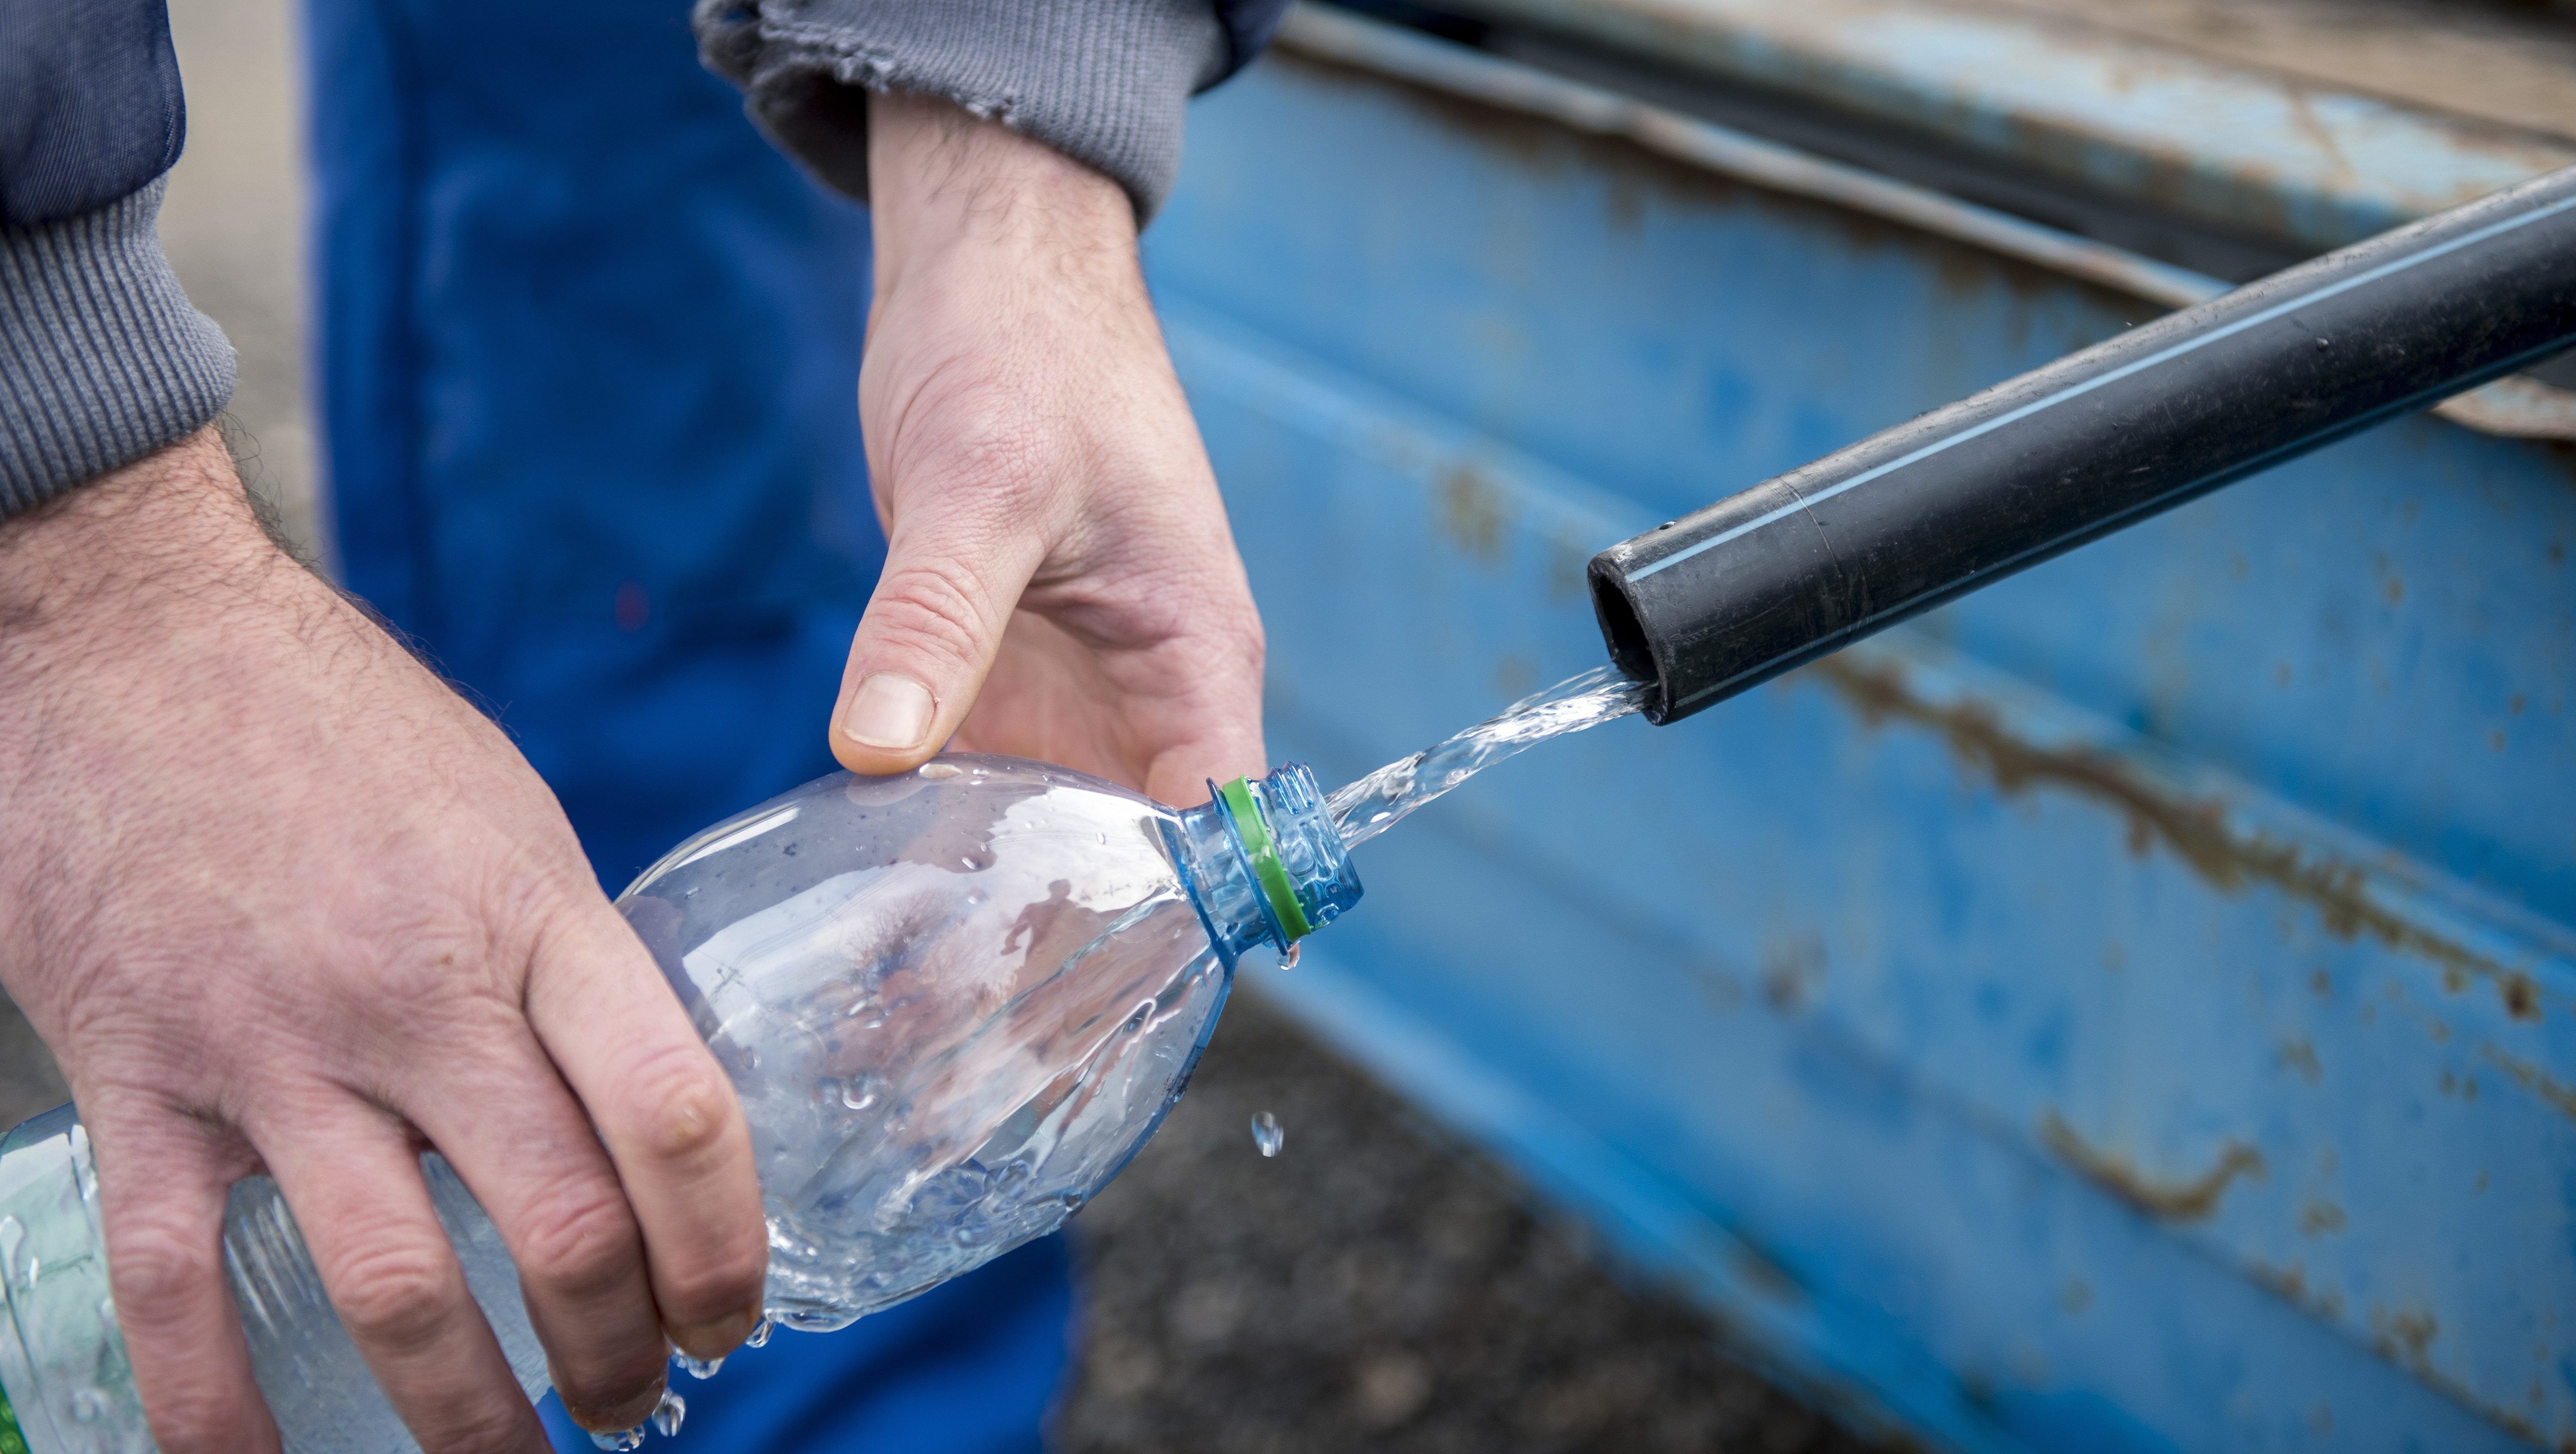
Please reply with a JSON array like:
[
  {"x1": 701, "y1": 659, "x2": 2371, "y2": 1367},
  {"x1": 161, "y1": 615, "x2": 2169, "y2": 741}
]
[{"x1": 1587, "y1": 556, "x2": 1659, "y2": 699}]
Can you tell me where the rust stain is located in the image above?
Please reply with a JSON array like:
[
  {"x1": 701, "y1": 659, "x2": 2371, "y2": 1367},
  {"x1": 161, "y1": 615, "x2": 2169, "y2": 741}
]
[
  {"x1": 2299, "y1": 1200, "x2": 2348, "y2": 1236},
  {"x1": 2479, "y1": 1046, "x2": 2576, "y2": 1126},
  {"x1": 2357, "y1": 1304, "x2": 2557, "y2": 1447},
  {"x1": 2040, "y1": 1113, "x2": 2265, "y2": 1222},
  {"x1": 1814, "y1": 653, "x2": 2547, "y2": 1022},
  {"x1": 1278, "y1": 49, "x2": 2153, "y2": 323},
  {"x1": 2373, "y1": 1306, "x2": 2441, "y2": 1369},
  {"x1": 1546, "y1": 529, "x2": 1593, "y2": 606},
  {"x1": 1435, "y1": 462, "x2": 1513, "y2": 564},
  {"x1": 2277, "y1": 1037, "x2": 2322, "y2": 1084},
  {"x1": 2248, "y1": 1258, "x2": 2345, "y2": 1320}
]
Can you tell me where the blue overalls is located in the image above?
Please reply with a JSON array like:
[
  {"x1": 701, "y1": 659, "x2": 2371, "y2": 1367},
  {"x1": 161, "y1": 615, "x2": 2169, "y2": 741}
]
[{"x1": 301, "y1": 2, "x2": 1074, "y2": 1447}]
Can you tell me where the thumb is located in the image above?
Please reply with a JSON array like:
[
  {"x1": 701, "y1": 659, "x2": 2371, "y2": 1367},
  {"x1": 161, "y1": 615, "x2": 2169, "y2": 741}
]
[{"x1": 830, "y1": 514, "x2": 1045, "y2": 774}]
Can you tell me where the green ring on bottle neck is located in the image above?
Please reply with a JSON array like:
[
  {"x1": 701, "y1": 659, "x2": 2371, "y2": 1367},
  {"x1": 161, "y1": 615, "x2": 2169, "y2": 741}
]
[
  {"x1": 1218, "y1": 777, "x2": 1315, "y2": 943},
  {"x1": 1, "y1": 1381, "x2": 29, "y2": 1454}
]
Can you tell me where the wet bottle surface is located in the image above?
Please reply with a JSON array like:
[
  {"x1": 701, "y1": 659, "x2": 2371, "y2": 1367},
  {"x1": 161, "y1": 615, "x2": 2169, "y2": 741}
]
[{"x1": 0, "y1": 756, "x2": 1360, "y2": 1454}]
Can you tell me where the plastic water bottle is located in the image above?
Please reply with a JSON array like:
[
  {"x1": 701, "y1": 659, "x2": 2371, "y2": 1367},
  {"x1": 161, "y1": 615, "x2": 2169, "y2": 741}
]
[{"x1": 0, "y1": 756, "x2": 1360, "y2": 1453}]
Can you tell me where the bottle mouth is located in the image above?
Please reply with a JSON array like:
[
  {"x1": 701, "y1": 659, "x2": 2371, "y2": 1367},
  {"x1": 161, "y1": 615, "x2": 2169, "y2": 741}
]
[
  {"x1": 1216, "y1": 777, "x2": 1317, "y2": 941},
  {"x1": 1170, "y1": 763, "x2": 1363, "y2": 967}
]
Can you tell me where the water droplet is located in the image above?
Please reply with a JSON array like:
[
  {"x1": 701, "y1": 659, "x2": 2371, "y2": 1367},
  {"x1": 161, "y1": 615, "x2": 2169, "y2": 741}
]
[
  {"x1": 652, "y1": 1389, "x2": 688, "y2": 1437},
  {"x1": 0, "y1": 1215, "x2": 23, "y2": 1276},
  {"x1": 71, "y1": 1388, "x2": 107, "y2": 1423},
  {"x1": 838, "y1": 1075, "x2": 885, "y2": 1113},
  {"x1": 1251, "y1": 1111, "x2": 1284, "y2": 1158},
  {"x1": 675, "y1": 1349, "x2": 723, "y2": 1379},
  {"x1": 1278, "y1": 941, "x2": 1301, "y2": 971},
  {"x1": 588, "y1": 1423, "x2": 648, "y2": 1452},
  {"x1": 919, "y1": 761, "x2": 962, "y2": 780},
  {"x1": 97, "y1": 1297, "x2": 118, "y2": 1333},
  {"x1": 745, "y1": 1317, "x2": 774, "y2": 1349}
]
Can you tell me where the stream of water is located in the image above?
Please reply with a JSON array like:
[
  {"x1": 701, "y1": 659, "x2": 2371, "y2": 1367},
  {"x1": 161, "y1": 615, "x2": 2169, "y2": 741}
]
[{"x1": 1324, "y1": 665, "x2": 1648, "y2": 850}]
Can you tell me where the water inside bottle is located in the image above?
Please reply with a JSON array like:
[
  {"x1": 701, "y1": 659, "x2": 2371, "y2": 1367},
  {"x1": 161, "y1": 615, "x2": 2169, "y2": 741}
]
[{"x1": 1326, "y1": 666, "x2": 1645, "y2": 848}]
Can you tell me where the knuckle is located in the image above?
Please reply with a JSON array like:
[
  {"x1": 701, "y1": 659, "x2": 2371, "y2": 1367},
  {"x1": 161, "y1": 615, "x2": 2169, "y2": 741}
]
[
  {"x1": 902, "y1": 406, "x2": 1054, "y2": 502},
  {"x1": 867, "y1": 561, "x2": 999, "y2": 672},
  {"x1": 104, "y1": 1214, "x2": 219, "y2": 1324},
  {"x1": 322, "y1": 1238, "x2": 462, "y2": 1354},
  {"x1": 513, "y1": 1181, "x2": 643, "y2": 1303},
  {"x1": 621, "y1": 1045, "x2": 739, "y2": 1168}
]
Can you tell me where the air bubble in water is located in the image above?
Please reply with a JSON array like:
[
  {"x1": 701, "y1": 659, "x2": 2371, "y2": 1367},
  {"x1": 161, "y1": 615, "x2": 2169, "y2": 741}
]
[
  {"x1": 1251, "y1": 1111, "x2": 1284, "y2": 1158},
  {"x1": 652, "y1": 1389, "x2": 688, "y2": 1437},
  {"x1": 70, "y1": 1388, "x2": 107, "y2": 1422}
]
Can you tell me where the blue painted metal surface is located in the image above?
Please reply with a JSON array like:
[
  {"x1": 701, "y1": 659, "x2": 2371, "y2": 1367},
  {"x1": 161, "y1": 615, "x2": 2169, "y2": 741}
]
[
  {"x1": 1457, "y1": 0, "x2": 2576, "y2": 255},
  {"x1": 1145, "y1": 14, "x2": 2576, "y2": 1451}
]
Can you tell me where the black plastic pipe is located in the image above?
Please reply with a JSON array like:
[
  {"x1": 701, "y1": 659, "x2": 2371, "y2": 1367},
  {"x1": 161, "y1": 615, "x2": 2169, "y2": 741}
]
[{"x1": 1589, "y1": 166, "x2": 2576, "y2": 725}]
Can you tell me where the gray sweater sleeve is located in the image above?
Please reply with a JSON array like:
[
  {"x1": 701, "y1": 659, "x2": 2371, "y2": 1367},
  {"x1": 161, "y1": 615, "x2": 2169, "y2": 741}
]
[
  {"x1": 0, "y1": 178, "x2": 234, "y2": 516},
  {"x1": 1, "y1": 0, "x2": 235, "y2": 520},
  {"x1": 695, "y1": 0, "x2": 1231, "y2": 222}
]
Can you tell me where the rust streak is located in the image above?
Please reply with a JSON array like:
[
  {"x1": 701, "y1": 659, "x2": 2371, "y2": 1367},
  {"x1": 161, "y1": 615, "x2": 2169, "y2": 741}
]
[
  {"x1": 2478, "y1": 1046, "x2": 2576, "y2": 1126},
  {"x1": 2040, "y1": 1113, "x2": 2264, "y2": 1222},
  {"x1": 1814, "y1": 654, "x2": 2545, "y2": 1022},
  {"x1": 1435, "y1": 462, "x2": 1513, "y2": 564}
]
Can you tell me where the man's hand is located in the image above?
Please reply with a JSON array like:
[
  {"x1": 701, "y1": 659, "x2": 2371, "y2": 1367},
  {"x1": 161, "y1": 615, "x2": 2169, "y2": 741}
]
[
  {"x1": 0, "y1": 431, "x2": 768, "y2": 1451},
  {"x1": 833, "y1": 91, "x2": 1268, "y2": 807}
]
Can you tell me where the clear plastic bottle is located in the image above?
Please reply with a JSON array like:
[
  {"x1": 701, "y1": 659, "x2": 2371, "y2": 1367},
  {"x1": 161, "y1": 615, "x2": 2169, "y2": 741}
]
[{"x1": 0, "y1": 756, "x2": 1360, "y2": 1453}]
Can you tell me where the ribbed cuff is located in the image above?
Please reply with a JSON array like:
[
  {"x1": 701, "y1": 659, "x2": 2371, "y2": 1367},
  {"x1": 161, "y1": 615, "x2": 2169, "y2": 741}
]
[
  {"x1": 695, "y1": 0, "x2": 1227, "y2": 222},
  {"x1": 0, "y1": 179, "x2": 234, "y2": 516}
]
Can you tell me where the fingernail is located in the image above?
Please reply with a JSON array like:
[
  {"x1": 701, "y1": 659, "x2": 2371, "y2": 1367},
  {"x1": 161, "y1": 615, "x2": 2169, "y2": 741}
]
[
  {"x1": 843, "y1": 673, "x2": 935, "y2": 752},
  {"x1": 671, "y1": 1307, "x2": 759, "y2": 1361}
]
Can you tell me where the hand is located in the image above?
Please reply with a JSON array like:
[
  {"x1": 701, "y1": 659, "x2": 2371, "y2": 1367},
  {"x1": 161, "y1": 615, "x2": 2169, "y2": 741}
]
[
  {"x1": 831, "y1": 91, "x2": 1268, "y2": 808},
  {"x1": 0, "y1": 431, "x2": 768, "y2": 1451}
]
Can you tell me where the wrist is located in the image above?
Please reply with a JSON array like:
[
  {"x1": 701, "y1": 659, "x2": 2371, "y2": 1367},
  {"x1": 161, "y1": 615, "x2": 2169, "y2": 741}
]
[
  {"x1": 0, "y1": 429, "x2": 295, "y2": 690},
  {"x1": 865, "y1": 91, "x2": 1140, "y2": 301}
]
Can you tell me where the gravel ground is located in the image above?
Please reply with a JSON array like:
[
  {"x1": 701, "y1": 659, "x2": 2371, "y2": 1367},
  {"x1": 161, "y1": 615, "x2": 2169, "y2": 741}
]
[{"x1": 1055, "y1": 990, "x2": 1885, "y2": 1454}]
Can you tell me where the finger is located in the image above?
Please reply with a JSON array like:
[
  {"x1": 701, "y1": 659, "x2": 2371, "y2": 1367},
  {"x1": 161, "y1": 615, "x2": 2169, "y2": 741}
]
[
  {"x1": 399, "y1": 1038, "x2": 668, "y2": 1431},
  {"x1": 523, "y1": 899, "x2": 767, "y2": 1364},
  {"x1": 1135, "y1": 636, "x2": 1268, "y2": 809},
  {"x1": 829, "y1": 497, "x2": 1049, "y2": 775},
  {"x1": 85, "y1": 1108, "x2": 282, "y2": 1454},
  {"x1": 255, "y1": 1104, "x2": 555, "y2": 1453}
]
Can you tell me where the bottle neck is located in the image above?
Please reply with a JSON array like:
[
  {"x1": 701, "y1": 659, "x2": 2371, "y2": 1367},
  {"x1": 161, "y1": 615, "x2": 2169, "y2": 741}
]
[{"x1": 1170, "y1": 762, "x2": 1363, "y2": 967}]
